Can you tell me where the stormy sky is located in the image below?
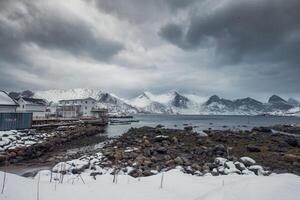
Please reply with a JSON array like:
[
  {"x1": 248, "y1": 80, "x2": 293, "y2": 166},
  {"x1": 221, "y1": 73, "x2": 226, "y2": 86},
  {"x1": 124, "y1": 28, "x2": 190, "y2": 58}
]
[{"x1": 0, "y1": 0, "x2": 299, "y2": 101}]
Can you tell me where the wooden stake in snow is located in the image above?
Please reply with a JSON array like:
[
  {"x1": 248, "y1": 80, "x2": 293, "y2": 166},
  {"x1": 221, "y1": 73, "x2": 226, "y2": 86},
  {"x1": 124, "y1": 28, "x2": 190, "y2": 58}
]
[
  {"x1": 50, "y1": 171, "x2": 53, "y2": 183},
  {"x1": 1, "y1": 159, "x2": 8, "y2": 194},
  {"x1": 37, "y1": 172, "x2": 41, "y2": 200},
  {"x1": 160, "y1": 172, "x2": 164, "y2": 189},
  {"x1": 1, "y1": 171, "x2": 6, "y2": 194}
]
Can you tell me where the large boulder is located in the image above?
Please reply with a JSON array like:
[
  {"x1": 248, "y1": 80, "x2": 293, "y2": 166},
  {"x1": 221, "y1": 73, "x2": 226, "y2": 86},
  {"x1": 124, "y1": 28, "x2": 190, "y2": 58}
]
[{"x1": 240, "y1": 157, "x2": 256, "y2": 166}]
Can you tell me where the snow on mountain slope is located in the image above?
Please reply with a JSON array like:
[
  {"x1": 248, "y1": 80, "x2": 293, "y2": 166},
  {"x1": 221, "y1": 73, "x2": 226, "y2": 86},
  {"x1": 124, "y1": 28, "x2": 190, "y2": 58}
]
[
  {"x1": 34, "y1": 88, "x2": 102, "y2": 102},
  {"x1": 130, "y1": 91, "x2": 205, "y2": 114},
  {"x1": 130, "y1": 92, "x2": 172, "y2": 114},
  {"x1": 32, "y1": 88, "x2": 300, "y2": 115},
  {"x1": 98, "y1": 93, "x2": 138, "y2": 114}
]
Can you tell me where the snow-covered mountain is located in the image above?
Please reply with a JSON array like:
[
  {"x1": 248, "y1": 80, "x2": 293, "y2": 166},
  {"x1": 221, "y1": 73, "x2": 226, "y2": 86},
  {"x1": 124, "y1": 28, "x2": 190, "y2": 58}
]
[
  {"x1": 200, "y1": 95, "x2": 267, "y2": 115},
  {"x1": 34, "y1": 88, "x2": 137, "y2": 114},
  {"x1": 34, "y1": 88, "x2": 102, "y2": 102},
  {"x1": 97, "y1": 93, "x2": 138, "y2": 114},
  {"x1": 130, "y1": 92, "x2": 171, "y2": 114},
  {"x1": 129, "y1": 91, "x2": 202, "y2": 114},
  {"x1": 24, "y1": 88, "x2": 300, "y2": 115},
  {"x1": 267, "y1": 95, "x2": 294, "y2": 111}
]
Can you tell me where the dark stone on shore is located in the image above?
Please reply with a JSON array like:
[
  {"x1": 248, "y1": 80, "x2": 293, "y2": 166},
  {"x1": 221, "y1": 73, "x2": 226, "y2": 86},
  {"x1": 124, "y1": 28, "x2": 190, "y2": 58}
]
[
  {"x1": 286, "y1": 138, "x2": 300, "y2": 148},
  {"x1": 213, "y1": 144, "x2": 227, "y2": 156},
  {"x1": 247, "y1": 144, "x2": 261, "y2": 152},
  {"x1": 156, "y1": 124, "x2": 164, "y2": 129},
  {"x1": 252, "y1": 127, "x2": 272, "y2": 133},
  {"x1": 184, "y1": 126, "x2": 193, "y2": 132}
]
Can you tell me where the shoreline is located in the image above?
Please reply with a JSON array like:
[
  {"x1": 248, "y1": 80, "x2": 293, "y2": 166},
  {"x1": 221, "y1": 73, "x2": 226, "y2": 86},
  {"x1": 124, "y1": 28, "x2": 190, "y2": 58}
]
[{"x1": 1, "y1": 123, "x2": 300, "y2": 177}]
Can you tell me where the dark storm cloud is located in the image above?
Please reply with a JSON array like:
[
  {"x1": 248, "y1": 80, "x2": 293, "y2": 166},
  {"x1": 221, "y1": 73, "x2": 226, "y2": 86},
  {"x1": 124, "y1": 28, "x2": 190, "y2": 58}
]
[
  {"x1": 93, "y1": 0, "x2": 195, "y2": 24},
  {"x1": 0, "y1": 0, "x2": 123, "y2": 64},
  {"x1": 159, "y1": 0, "x2": 300, "y2": 66}
]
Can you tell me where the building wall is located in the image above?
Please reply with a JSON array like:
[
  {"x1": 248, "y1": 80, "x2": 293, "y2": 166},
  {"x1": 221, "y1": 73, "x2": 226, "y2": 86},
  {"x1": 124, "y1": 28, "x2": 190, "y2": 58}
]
[
  {"x1": 17, "y1": 99, "x2": 47, "y2": 119},
  {"x1": 0, "y1": 105, "x2": 17, "y2": 113},
  {"x1": 59, "y1": 99, "x2": 97, "y2": 118}
]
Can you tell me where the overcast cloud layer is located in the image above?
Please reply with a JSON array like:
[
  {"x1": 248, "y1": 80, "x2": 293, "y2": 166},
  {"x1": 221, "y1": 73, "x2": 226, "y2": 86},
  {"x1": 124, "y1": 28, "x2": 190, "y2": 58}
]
[{"x1": 0, "y1": 0, "x2": 299, "y2": 100}]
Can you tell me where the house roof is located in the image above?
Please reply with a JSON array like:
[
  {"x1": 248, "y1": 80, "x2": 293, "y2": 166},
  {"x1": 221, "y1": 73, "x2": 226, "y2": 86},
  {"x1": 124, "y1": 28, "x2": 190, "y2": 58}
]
[
  {"x1": 18, "y1": 97, "x2": 47, "y2": 106},
  {"x1": 0, "y1": 91, "x2": 19, "y2": 106}
]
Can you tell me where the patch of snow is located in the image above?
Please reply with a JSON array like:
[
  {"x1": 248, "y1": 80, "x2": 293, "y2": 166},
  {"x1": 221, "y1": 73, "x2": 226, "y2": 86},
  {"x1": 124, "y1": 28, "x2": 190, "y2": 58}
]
[{"x1": 2, "y1": 169, "x2": 300, "y2": 200}]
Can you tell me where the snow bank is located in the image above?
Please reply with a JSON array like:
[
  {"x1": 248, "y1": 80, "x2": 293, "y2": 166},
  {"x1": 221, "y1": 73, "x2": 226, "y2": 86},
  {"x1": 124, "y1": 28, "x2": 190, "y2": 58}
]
[
  {"x1": 0, "y1": 130, "x2": 52, "y2": 152},
  {"x1": 1, "y1": 169, "x2": 300, "y2": 200}
]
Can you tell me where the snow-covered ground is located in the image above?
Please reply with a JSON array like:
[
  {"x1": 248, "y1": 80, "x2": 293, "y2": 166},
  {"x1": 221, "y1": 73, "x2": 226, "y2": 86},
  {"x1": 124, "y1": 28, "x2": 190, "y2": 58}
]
[
  {"x1": 0, "y1": 130, "x2": 50, "y2": 152},
  {"x1": 1, "y1": 169, "x2": 300, "y2": 200}
]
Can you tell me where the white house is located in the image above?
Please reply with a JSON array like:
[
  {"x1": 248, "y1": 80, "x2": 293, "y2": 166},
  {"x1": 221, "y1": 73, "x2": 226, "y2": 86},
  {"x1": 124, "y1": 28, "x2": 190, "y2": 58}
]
[
  {"x1": 58, "y1": 97, "x2": 98, "y2": 118},
  {"x1": 0, "y1": 91, "x2": 19, "y2": 112},
  {"x1": 16, "y1": 97, "x2": 47, "y2": 119}
]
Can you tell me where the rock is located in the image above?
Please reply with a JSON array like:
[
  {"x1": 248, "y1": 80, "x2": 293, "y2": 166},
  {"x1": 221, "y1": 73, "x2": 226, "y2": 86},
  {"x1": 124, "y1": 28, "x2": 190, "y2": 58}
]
[
  {"x1": 143, "y1": 170, "x2": 154, "y2": 176},
  {"x1": 211, "y1": 168, "x2": 219, "y2": 176},
  {"x1": 252, "y1": 127, "x2": 272, "y2": 133},
  {"x1": 174, "y1": 157, "x2": 184, "y2": 165},
  {"x1": 247, "y1": 144, "x2": 261, "y2": 152},
  {"x1": 212, "y1": 144, "x2": 227, "y2": 156},
  {"x1": 8, "y1": 151, "x2": 17, "y2": 159},
  {"x1": 234, "y1": 161, "x2": 246, "y2": 171},
  {"x1": 286, "y1": 138, "x2": 300, "y2": 148},
  {"x1": 172, "y1": 137, "x2": 178, "y2": 143},
  {"x1": 184, "y1": 126, "x2": 193, "y2": 132},
  {"x1": 248, "y1": 165, "x2": 266, "y2": 176},
  {"x1": 156, "y1": 147, "x2": 167, "y2": 154},
  {"x1": 90, "y1": 172, "x2": 103, "y2": 179},
  {"x1": 144, "y1": 139, "x2": 151, "y2": 147},
  {"x1": 214, "y1": 157, "x2": 227, "y2": 166},
  {"x1": 191, "y1": 163, "x2": 201, "y2": 171},
  {"x1": 240, "y1": 157, "x2": 256, "y2": 166},
  {"x1": 0, "y1": 155, "x2": 7, "y2": 162},
  {"x1": 241, "y1": 169, "x2": 255, "y2": 175},
  {"x1": 224, "y1": 161, "x2": 241, "y2": 175},
  {"x1": 154, "y1": 135, "x2": 169, "y2": 142},
  {"x1": 156, "y1": 124, "x2": 164, "y2": 129},
  {"x1": 283, "y1": 154, "x2": 300, "y2": 163}
]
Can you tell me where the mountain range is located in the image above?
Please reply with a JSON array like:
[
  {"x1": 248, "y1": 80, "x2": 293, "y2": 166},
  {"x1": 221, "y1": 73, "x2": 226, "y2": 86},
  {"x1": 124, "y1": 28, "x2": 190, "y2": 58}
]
[{"x1": 9, "y1": 88, "x2": 300, "y2": 116}]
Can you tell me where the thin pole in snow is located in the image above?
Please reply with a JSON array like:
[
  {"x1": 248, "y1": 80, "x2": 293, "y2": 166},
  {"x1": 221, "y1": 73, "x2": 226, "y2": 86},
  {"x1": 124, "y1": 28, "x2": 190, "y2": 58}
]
[
  {"x1": 1, "y1": 158, "x2": 8, "y2": 194},
  {"x1": 160, "y1": 172, "x2": 164, "y2": 189},
  {"x1": 37, "y1": 172, "x2": 41, "y2": 200}
]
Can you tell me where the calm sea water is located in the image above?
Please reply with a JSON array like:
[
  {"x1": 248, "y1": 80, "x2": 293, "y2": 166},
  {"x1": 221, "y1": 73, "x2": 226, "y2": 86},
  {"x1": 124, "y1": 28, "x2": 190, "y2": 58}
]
[{"x1": 106, "y1": 114, "x2": 300, "y2": 137}]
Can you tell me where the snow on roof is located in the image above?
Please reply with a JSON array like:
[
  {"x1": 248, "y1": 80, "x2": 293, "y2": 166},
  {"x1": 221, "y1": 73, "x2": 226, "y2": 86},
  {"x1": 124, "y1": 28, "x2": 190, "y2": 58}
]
[
  {"x1": 0, "y1": 91, "x2": 18, "y2": 106},
  {"x1": 19, "y1": 97, "x2": 47, "y2": 106}
]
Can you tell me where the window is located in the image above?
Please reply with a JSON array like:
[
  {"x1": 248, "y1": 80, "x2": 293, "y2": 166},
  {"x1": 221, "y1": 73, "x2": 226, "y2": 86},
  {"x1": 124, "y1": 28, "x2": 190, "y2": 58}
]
[
  {"x1": 85, "y1": 106, "x2": 87, "y2": 109},
  {"x1": 85, "y1": 101, "x2": 88, "y2": 104}
]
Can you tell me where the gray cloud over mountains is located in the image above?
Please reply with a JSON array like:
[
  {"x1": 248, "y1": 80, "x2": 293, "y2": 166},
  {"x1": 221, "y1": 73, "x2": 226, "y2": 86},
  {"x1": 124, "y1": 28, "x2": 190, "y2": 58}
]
[{"x1": 0, "y1": 0, "x2": 299, "y2": 100}]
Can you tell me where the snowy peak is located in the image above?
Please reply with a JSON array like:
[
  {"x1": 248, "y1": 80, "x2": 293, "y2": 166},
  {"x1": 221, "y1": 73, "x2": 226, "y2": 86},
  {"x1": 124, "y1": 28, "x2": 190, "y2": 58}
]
[
  {"x1": 268, "y1": 95, "x2": 287, "y2": 104},
  {"x1": 203, "y1": 96, "x2": 265, "y2": 115},
  {"x1": 205, "y1": 95, "x2": 232, "y2": 107},
  {"x1": 268, "y1": 95, "x2": 293, "y2": 111},
  {"x1": 171, "y1": 92, "x2": 190, "y2": 108},
  {"x1": 98, "y1": 93, "x2": 119, "y2": 104}
]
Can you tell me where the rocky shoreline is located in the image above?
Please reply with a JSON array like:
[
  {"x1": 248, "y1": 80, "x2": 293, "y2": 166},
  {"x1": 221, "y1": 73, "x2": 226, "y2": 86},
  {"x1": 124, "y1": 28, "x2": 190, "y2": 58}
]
[
  {"x1": 49, "y1": 125, "x2": 300, "y2": 179},
  {"x1": 0, "y1": 124, "x2": 107, "y2": 166}
]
